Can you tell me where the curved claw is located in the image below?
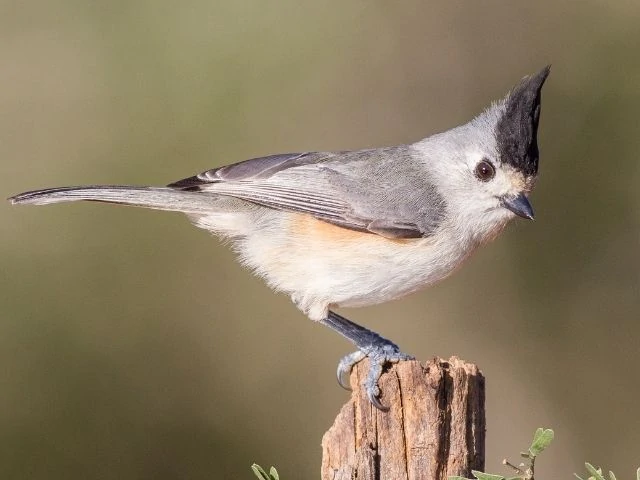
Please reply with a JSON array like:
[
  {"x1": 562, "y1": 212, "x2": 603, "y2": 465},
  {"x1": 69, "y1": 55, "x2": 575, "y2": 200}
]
[
  {"x1": 336, "y1": 367, "x2": 351, "y2": 391},
  {"x1": 364, "y1": 353, "x2": 387, "y2": 409},
  {"x1": 336, "y1": 351, "x2": 366, "y2": 390},
  {"x1": 323, "y1": 311, "x2": 414, "y2": 410},
  {"x1": 367, "y1": 389, "x2": 389, "y2": 411},
  {"x1": 341, "y1": 345, "x2": 414, "y2": 411}
]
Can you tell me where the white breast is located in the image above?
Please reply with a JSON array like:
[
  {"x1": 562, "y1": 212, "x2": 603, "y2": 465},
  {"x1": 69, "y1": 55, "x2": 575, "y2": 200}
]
[
  {"x1": 232, "y1": 211, "x2": 487, "y2": 321},
  {"x1": 189, "y1": 202, "x2": 512, "y2": 322}
]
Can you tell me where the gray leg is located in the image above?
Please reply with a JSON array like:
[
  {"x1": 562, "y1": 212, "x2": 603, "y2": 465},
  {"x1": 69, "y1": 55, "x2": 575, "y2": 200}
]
[{"x1": 320, "y1": 310, "x2": 413, "y2": 410}]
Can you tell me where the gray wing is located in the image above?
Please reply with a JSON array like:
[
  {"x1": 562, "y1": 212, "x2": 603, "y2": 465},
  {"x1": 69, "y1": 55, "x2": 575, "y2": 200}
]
[{"x1": 168, "y1": 147, "x2": 446, "y2": 239}]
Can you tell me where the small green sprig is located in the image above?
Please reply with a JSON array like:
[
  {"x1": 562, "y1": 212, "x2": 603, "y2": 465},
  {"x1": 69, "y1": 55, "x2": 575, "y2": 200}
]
[
  {"x1": 574, "y1": 463, "x2": 640, "y2": 480},
  {"x1": 250, "y1": 431, "x2": 640, "y2": 480},
  {"x1": 449, "y1": 427, "x2": 554, "y2": 480},
  {"x1": 251, "y1": 463, "x2": 280, "y2": 480}
]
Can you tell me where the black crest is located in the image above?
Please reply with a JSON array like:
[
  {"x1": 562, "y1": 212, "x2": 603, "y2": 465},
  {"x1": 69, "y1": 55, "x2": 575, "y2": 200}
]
[{"x1": 496, "y1": 66, "x2": 550, "y2": 177}]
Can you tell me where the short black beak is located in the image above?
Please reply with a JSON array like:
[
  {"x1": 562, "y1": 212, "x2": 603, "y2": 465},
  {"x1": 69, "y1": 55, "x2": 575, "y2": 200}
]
[{"x1": 502, "y1": 193, "x2": 534, "y2": 220}]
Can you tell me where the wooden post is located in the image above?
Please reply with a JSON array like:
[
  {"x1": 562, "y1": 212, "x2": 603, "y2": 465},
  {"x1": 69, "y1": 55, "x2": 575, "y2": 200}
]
[{"x1": 321, "y1": 357, "x2": 485, "y2": 480}]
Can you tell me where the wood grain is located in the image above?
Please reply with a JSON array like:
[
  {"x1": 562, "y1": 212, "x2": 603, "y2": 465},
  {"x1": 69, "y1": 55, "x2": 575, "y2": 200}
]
[{"x1": 321, "y1": 357, "x2": 485, "y2": 480}]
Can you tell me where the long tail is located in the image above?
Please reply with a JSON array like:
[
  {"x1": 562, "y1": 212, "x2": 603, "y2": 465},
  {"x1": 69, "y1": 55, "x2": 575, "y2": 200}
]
[{"x1": 8, "y1": 185, "x2": 222, "y2": 213}]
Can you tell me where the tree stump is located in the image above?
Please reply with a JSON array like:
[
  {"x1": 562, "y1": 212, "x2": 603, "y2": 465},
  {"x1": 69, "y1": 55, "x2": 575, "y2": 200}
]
[{"x1": 321, "y1": 357, "x2": 485, "y2": 480}]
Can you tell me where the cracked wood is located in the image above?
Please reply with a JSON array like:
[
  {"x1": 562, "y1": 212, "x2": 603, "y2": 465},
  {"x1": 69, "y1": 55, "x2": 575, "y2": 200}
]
[{"x1": 321, "y1": 357, "x2": 485, "y2": 480}]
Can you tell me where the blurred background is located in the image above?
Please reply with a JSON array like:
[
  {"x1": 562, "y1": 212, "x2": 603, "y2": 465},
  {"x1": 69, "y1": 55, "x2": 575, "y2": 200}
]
[{"x1": 1, "y1": 1, "x2": 639, "y2": 478}]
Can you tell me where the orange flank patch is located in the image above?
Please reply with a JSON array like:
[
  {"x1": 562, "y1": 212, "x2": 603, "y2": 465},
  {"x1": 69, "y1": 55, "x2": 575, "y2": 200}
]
[{"x1": 289, "y1": 213, "x2": 416, "y2": 245}]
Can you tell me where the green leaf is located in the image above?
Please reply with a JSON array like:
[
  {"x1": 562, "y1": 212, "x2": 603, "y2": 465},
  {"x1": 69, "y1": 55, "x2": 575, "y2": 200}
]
[
  {"x1": 448, "y1": 476, "x2": 470, "y2": 480},
  {"x1": 529, "y1": 428, "x2": 554, "y2": 456},
  {"x1": 608, "y1": 471, "x2": 617, "y2": 480},
  {"x1": 471, "y1": 471, "x2": 505, "y2": 480},
  {"x1": 574, "y1": 475, "x2": 586, "y2": 480},
  {"x1": 637, "y1": 468, "x2": 640, "y2": 480},
  {"x1": 584, "y1": 463, "x2": 605, "y2": 480},
  {"x1": 251, "y1": 463, "x2": 279, "y2": 480},
  {"x1": 251, "y1": 464, "x2": 270, "y2": 480}
]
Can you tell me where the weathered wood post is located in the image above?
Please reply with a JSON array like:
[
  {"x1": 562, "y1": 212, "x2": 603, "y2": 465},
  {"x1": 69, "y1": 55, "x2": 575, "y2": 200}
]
[{"x1": 321, "y1": 357, "x2": 485, "y2": 480}]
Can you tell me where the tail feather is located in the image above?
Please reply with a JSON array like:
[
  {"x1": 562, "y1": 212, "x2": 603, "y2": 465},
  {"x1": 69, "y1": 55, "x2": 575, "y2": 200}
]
[{"x1": 8, "y1": 185, "x2": 222, "y2": 213}]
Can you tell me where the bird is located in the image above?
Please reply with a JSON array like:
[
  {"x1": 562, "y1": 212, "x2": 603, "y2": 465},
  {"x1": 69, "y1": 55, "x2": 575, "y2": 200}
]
[{"x1": 9, "y1": 66, "x2": 550, "y2": 410}]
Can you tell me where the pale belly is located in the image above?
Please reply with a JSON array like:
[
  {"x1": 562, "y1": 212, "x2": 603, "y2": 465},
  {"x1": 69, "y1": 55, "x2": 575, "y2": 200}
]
[{"x1": 237, "y1": 212, "x2": 477, "y2": 320}]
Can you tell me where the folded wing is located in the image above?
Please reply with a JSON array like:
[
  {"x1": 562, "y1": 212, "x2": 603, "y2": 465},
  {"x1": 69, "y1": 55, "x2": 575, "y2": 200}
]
[{"x1": 168, "y1": 148, "x2": 446, "y2": 239}]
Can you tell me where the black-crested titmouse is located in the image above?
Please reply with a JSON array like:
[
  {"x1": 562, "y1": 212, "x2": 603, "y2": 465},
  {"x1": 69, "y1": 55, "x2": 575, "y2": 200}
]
[{"x1": 9, "y1": 67, "x2": 550, "y2": 410}]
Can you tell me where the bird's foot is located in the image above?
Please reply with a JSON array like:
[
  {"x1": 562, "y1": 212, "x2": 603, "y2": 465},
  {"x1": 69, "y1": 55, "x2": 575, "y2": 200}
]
[{"x1": 336, "y1": 341, "x2": 413, "y2": 411}]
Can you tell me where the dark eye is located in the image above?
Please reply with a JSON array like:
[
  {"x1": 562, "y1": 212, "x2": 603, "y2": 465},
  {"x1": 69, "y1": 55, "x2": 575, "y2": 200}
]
[{"x1": 474, "y1": 160, "x2": 496, "y2": 182}]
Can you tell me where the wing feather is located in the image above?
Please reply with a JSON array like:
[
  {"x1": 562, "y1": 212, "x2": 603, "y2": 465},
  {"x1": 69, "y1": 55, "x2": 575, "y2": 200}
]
[{"x1": 168, "y1": 148, "x2": 446, "y2": 239}]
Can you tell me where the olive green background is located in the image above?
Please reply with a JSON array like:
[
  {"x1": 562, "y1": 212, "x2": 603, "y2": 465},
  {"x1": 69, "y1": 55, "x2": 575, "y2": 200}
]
[{"x1": 1, "y1": 1, "x2": 639, "y2": 479}]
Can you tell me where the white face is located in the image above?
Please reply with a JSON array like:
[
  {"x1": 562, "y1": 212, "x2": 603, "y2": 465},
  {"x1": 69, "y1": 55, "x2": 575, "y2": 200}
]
[
  {"x1": 426, "y1": 97, "x2": 538, "y2": 222},
  {"x1": 461, "y1": 148, "x2": 536, "y2": 207},
  {"x1": 424, "y1": 146, "x2": 533, "y2": 246},
  {"x1": 419, "y1": 128, "x2": 538, "y2": 245},
  {"x1": 416, "y1": 67, "x2": 547, "y2": 243}
]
